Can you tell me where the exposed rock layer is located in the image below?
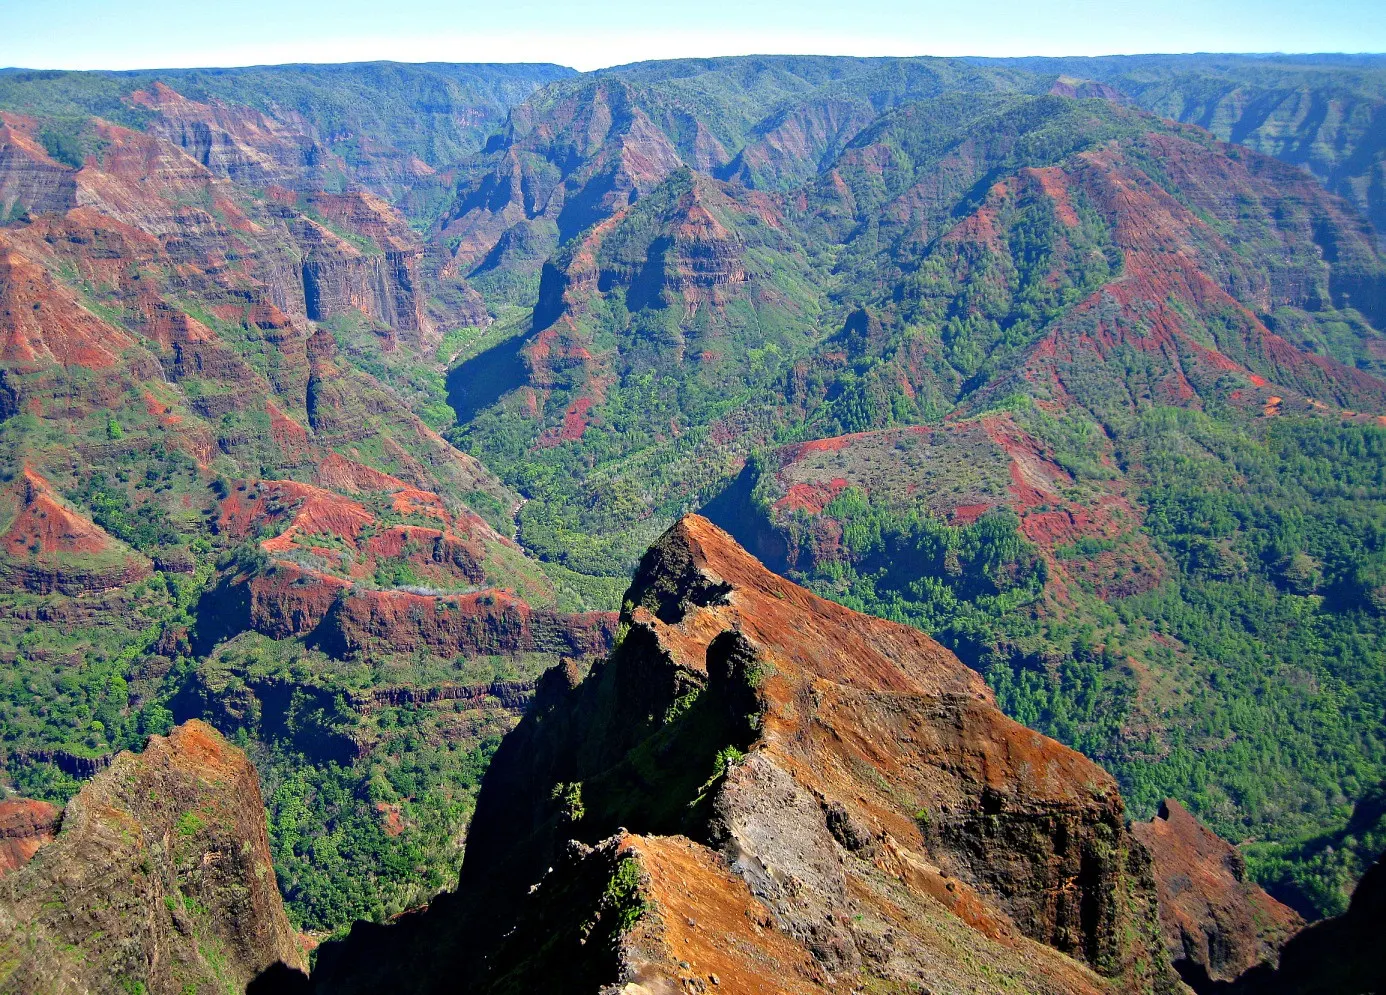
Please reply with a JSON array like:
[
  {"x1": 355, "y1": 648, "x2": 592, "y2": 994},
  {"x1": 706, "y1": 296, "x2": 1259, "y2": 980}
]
[{"x1": 312, "y1": 515, "x2": 1181, "y2": 995}]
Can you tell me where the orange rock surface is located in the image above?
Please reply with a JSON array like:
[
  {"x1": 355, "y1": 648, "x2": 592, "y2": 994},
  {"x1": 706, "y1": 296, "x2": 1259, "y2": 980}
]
[
  {"x1": 1133, "y1": 799, "x2": 1303, "y2": 986},
  {"x1": 0, "y1": 798, "x2": 59, "y2": 877}
]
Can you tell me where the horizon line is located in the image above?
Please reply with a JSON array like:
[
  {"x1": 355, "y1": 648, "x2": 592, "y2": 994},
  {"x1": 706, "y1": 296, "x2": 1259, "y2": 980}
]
[{"x1": 4, "y1": 49, "x2": 1386, "y2": 77}]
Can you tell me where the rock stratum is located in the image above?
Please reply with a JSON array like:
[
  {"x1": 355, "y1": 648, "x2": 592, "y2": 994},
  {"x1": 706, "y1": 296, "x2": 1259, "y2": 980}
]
[{"x1": 0, "y1": 720, "x2": 304, "y2": 995}]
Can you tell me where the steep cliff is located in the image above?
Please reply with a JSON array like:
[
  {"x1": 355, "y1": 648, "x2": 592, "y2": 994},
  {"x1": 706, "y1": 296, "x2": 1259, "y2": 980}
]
[
  {"x1": 1132, "y1": 800, "x2": 1302, "y2": 990},
  {"x1": 0, "y1": 721, "x2": 304, "y2": 995},
  {"x1": 312, "y1": 515, "x2": 1180, "y2": 994}
]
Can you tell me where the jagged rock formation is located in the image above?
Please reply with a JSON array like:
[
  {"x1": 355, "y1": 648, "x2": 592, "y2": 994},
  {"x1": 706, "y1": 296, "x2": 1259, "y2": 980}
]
[
  {"x1": 0, "y1": 721, "x2": 304, "y2": 994},
  {"x1": 311, "y1": 515, "x2": 1181, "y2": 994},
  {"x1": 1132, "y1": 800, "x2": 1303, "y2": 990},
  {"x1": 0, "y1": 797, "x2": 58, "y2": 876}
]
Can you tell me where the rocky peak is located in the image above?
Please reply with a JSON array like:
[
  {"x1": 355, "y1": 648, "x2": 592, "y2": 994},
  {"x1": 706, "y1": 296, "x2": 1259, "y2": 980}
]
[
  {"x1": 315, "y1": 515, "x2": 1179, "y2": 993},
  {"x1": 0, "y1": 720, "x2": 305, "y2": 994},
  {"x1": 620, "y1": 514, "x2": 987, "y2": 697}
]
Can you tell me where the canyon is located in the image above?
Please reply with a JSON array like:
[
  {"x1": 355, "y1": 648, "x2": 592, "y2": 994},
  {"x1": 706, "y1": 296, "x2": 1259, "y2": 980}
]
[{"x1": 0, "y1": 51, "x2": 1384, "y2": 993}]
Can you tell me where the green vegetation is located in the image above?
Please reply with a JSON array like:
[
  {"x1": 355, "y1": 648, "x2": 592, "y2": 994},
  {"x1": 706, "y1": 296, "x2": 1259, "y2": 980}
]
[
  {"x1": 176, "y1": 634, "x2": 551, "y2": 931},
  {"x1": 598, "y1": 856, "x2": 645, "y2": 932},
  {"x1": 762, "y1": 414, "x2": 1386, "y2": 917},
  {"x1": 265, "y1": 734, "x2": 500, "y2": 930},
  {"x1": 1244, "y1": 780, "x2": 1386, "y2": 917}
]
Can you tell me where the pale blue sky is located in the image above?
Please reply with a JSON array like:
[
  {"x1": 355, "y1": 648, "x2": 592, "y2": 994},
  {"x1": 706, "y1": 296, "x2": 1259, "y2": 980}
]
[{"x1": 3, "y1": 0, "x2": 1384, "y2": 72}]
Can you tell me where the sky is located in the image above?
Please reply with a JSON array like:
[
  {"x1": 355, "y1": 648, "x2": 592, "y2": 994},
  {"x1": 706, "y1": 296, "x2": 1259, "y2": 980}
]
[{"x1": 3, "y1": 0, "x2": 1385, "y2": 72}]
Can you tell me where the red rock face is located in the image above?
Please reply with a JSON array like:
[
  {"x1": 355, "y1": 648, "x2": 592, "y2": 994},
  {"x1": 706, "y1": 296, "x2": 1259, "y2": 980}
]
[
  {"x1": 323, "y1": 587, "x2": 617, "y2": 660},
  {"x1": 1, "y1": 109, "x2": 439, "y2": 363},
  {"x1": 0, "y1": 99, "x2": 519, "y2": 600},
  {"x1": 436, "y1": 515, "x2": 1181, "y2": 995},
  {"x1": 0, "y1": 721, "x2": 305, "y2": 992},
  {"x1": 3, "y1": 469, "x2": 113, "y2": 557},
  {"x1": 295, "y1": 192, "x2": 437, "y2": 351},
  {"x1": 964, "y1": 132, "x2": 1386, "y2": 417},
  {"x1": 1132, "y1": 800, "x2": 1303, "y2": 988},
  {"x1": 741, "y1": 412, "x2": 1163, "y2": 601},
  {"x1": 440, "y1": 78, "x2": 691, "y2": 277},
  {"x1": 0, "y1": 468, "x2": 152, "y2": 594},
  {"x1": 0, "y1": 797, "x2": 60, "y2": 877},
  {"x1": 727, "y1": 97, "x2": 878, "y2": 188},
  {"x1": 221, "y1": 561, "x2": 616, "y2": 659}
]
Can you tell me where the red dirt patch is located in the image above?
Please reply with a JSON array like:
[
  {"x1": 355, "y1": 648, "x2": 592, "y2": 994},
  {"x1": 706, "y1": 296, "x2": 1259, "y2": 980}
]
[
  {"x1": 1023, "y1": 166, "x2": 1080, "y2": 226},
  {"x1": 774, "y1": 478, "x2": 852, "y2": 515},
  {"x1": 0, "y1": 798, "x2": 60, "y2": 877},
  {"x1": 218, "y1": 480, "x2": 373, "y2": 552},
  {"x1": 0, "y1": 240, "x2": 137, "y2": 369},
  {"x1": 374, "y1": 802, "x2": 407, "y2": 837},
  {"x1": 950, "y1": 503, "x2": 991, "y2": 524},
  {"x1": 3, "y1": 469, "x2": 119, "y2": 557},
  {"x1": 316, "y1": 452, "x2": 410, "y2": 494}
]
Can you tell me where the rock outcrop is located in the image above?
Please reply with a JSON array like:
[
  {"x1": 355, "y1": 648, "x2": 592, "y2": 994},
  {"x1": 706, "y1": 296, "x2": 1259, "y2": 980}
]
[
  {"x1": 0, "y1": 797, "x2": 59, "y2": 876},
  {"x1": 0, "y1": 113, "x2": 77, "y2": 218},
  {"x1": 311, "y1": 515, "x2": 1181, "y2": 994},
  {"x1": 0, "y1": 721, "x2": 305, "y2": 995},
  {"x1": 1133, "y1": 799, "x2": 1303, "y2": 990}
]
